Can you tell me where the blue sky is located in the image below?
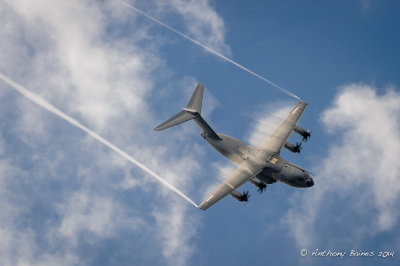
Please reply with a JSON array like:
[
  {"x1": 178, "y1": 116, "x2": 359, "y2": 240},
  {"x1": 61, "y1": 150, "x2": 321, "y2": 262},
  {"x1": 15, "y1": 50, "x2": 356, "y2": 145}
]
[{"x1": 0, "y1": 0, "x2": 399, "y2": 265}]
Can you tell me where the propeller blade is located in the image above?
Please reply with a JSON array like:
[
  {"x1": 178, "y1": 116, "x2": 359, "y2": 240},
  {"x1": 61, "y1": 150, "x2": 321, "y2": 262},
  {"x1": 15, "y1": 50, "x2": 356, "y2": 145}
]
[
  {"x1": 293, "y1": 142, "x2": 302, "y2": 153},
  {"x1": 257, "y1": 184, "x2": 267, "y2": 193},
  {"x1": 302, "y1": 130, "x2": 311, "y2": 142},
  {"x1": 242, "y1": 190, "x2": 250, "y2": 201}
]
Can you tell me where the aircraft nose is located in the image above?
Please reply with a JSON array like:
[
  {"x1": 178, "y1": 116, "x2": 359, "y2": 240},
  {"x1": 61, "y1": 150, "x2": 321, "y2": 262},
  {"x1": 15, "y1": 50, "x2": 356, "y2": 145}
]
[{"x1": 307, "y1": 178, "x2": 314, "y2": 187}]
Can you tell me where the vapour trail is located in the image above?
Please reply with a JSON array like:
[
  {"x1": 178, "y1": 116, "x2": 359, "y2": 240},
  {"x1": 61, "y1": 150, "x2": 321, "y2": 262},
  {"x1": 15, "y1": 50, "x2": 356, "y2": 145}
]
[
  {"x1": 0, "y1": 72, "x2": 198, "y2": 208},
  {"x1": 116, "y1": 0, "x2": 301, "y2": 101}
]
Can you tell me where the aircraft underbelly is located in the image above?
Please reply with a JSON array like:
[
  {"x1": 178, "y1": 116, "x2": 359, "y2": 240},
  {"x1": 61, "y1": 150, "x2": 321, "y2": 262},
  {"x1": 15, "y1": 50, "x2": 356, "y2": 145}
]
[{"x1": 205, "y1": 133, "x2": 256, "y2": 165}]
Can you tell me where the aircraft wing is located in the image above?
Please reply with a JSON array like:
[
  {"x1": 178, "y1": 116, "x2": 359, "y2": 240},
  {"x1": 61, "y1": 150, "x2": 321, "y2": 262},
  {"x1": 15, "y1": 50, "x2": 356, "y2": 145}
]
[
  {"x1": 260, "y1": 101, "x2": 308, "y2": 153},
  {"x1": 198, "y1": 165, "x2": 260, "y2": 210}
]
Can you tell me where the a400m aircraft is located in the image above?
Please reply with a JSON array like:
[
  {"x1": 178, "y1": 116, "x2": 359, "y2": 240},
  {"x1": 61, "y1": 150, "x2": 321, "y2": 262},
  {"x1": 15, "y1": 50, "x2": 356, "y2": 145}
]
[{"x1": 154, "y1": 83, "x2": 313, "y2": 210}]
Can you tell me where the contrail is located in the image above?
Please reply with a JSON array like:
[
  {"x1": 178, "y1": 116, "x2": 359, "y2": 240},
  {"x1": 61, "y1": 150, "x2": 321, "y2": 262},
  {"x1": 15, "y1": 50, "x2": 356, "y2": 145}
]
[
  {"x1": 116, "y1": 0, "x2": 301, "y2": 101},
  {"x1": 0, "y1": 72, "x2": 198, "y2": 208}
]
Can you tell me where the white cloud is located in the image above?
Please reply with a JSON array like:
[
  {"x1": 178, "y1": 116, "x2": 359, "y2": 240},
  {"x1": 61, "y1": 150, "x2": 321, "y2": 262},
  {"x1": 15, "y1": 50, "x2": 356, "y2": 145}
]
[
  {"x1": 152, "y1": 202, "x2": 198, "y2": 266},
  {"x1": 57, "y1": 191, "x2": 126, "y2": 243},
  {"x1": 0, "y1": 150, "x2": 80, "y2": 266},
  {"x1": 247, "y1": 101, "x2": 294, "y2": 146},
  {"x1": 283, "y1": 84, "x2": 400, "y2": 248},
  {"x1": 3, "y1": 0, "x2": 156, "y2": 131},
  {"x1": 0, "y1": 225, "x2": 79, "y2": 266},
  {"x1": 0, "y1": 0, "x2": 230, "y2": 265},
  {"x1": 162, "y1": 0, "x2": 231, "y2": 55}
]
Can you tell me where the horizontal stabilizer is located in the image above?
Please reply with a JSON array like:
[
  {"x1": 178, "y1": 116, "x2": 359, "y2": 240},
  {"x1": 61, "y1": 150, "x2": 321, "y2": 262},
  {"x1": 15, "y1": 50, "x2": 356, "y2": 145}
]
[{"x1": 154, "y1": 110, "x2": 196, "y2": 131}]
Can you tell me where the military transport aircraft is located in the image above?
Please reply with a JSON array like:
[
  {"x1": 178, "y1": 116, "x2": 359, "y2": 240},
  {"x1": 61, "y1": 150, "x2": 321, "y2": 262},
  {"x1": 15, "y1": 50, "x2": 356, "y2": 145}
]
[{"x1": 154, "y1": 82, "x2": 313, "y2": 210}]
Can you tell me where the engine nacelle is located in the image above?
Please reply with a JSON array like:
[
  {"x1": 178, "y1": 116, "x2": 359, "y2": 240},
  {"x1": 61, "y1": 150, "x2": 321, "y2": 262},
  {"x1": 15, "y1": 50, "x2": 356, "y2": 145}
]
[
  {"x1": 284, "y1": 141, "x2": 301, "y2": 153},
  {"x1": 294, "y1": 126, "x2": 311, "y2": 141},
  {"x1": 230, "y1": 190, "x2": 250, "y2": 202}
]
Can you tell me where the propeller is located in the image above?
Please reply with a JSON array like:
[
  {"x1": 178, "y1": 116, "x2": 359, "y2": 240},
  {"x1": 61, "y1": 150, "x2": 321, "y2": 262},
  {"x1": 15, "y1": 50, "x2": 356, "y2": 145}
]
[
  {"x1": 257, "y1": 184, "x2": 267, "y2": 194},
  {"x1": 241, "y1": 190, "x2": 250, "y2": 202},
  {"x1": 302, "y1": 130, "x2": 311, "y2": 142},
  {"x1": 294, "y1": 142, "x2": 302, "y2": 153}
]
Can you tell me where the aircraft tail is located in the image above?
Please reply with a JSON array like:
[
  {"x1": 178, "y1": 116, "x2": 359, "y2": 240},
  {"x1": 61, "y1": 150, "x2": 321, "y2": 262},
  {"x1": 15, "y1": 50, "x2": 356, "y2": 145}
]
[
  {"x1": 154, "y1": 82, "x2": 204, "y2": 131},
  {"x1": 185, "y1": 82, "x2": 204, "y2": 113}
]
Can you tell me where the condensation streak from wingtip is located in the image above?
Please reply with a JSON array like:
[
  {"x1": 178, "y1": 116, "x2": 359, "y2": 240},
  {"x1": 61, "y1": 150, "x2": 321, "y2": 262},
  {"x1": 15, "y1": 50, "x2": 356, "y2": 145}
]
[
  {"x1": 0, "y1": 72, "x2": 199, "y2": 208},
  {"x1": 115, "y1": 0, "x2": 301, "y2": 101}
]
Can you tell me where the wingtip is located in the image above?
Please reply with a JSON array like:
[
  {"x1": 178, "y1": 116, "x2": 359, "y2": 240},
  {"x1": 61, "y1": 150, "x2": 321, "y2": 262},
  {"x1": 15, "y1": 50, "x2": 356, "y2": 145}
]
[
  {"x1": 198, "y1": 201, "x2": 210, "y2": 211},
  {"x1": 198, "y1": 206, "x2": 207, "y2": 211},
  {"x1": 298, "y1": 100, "x2": 308, "y2": 106}
]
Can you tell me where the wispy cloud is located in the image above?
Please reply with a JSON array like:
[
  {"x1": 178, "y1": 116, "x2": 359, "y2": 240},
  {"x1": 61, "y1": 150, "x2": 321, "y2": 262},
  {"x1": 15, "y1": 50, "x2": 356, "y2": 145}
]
[
  {"x1": 0, "y1": 0, "x2": 229, "y2": 265},
  {"x1": 152, "y1": 202, "x2": 199, "y2": 266},
  {"x1": 283, "y1": 84, "x2": 400, "y2": 248},
  {"x1": 161, "y1": 0, "x2": 231, "y2": 55},
  {"x1": 247, "y1": 101, "x2": 294, "y2": 146},
  {"x1": 357, "y1": 0, "x2": 372, "y2": 12}
]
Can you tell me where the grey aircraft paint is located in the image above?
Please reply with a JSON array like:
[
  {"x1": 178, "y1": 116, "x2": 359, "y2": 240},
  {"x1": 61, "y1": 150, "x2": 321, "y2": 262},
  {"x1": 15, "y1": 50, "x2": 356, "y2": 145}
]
[{"x1": 154, "y1": 82, "x2": 313, "y2": 210}]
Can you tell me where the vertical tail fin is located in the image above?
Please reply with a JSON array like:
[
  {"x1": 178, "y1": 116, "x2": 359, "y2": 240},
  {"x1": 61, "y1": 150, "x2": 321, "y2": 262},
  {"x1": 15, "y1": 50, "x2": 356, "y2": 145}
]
[
  {"x1": 185, "y1": 82, "x2": 204, "y2": 113},
  {"x1": 154, "y1": 82, "x2": 204, "y2": 131}
]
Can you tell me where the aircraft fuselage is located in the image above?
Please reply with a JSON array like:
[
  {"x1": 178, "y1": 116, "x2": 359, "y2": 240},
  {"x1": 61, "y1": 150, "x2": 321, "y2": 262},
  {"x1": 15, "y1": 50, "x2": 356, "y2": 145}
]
[{"x1": 202, "y1": 131, "x2": 313, "y2": 189}]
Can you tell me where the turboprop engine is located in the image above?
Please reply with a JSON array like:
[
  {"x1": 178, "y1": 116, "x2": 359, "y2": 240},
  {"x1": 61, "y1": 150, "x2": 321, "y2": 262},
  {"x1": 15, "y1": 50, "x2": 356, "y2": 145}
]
[
  {"x1": 284, "y1": 141, "x2": 302, "y2": 153},
  {"x1": 293, "y1": 126, "x2": 311, "y2": 141},
  {"x1": 230, "y1": 190, "x2": 250, "y2": 202}
]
